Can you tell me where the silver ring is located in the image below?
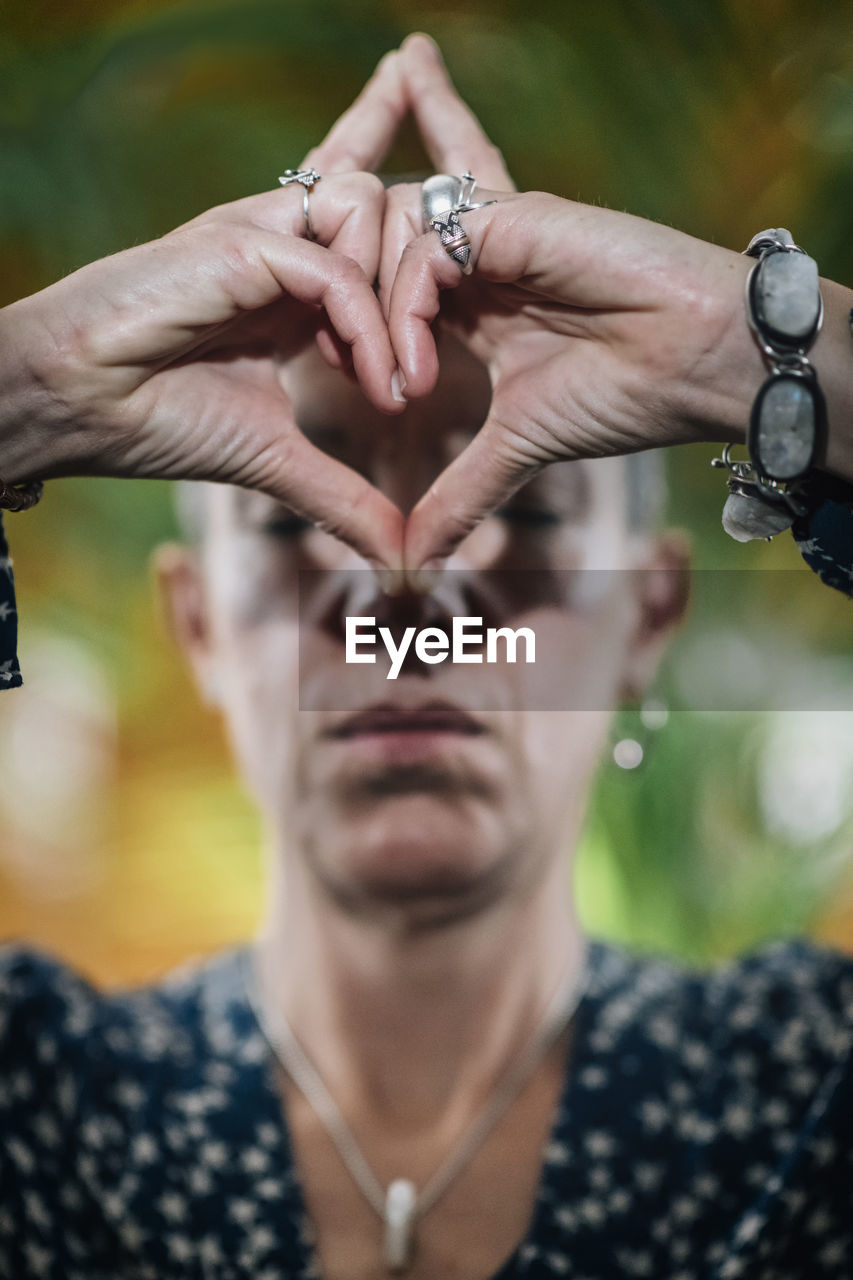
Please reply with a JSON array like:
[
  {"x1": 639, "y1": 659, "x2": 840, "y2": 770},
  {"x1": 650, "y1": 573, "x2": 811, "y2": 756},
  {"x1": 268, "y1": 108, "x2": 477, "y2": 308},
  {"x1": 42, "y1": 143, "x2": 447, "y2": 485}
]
[
  {"x1": 421, "y1": 171, "x2": 497, "y2": 275},
  {"x1": 455, "y1": 199, "x2": 497, "y2": 216},
  {"x1": 278, "y1": 168, "x2": 322, "y2": 241},
  {"x1": 421, "y1": 171, "x2": 497, "y2": 273},
  {"x1": 429, "y1": 208, "x2": 474, "y2": 274},
  {"x1": 421, "y1": 173, "x2": 463, "y2": 233},
  {"x1": 421, "y1": 171, "x2": 481, "y2": 233},
  {"x1": 458, "y1": 170, "x2": 477, "y2": 205}
]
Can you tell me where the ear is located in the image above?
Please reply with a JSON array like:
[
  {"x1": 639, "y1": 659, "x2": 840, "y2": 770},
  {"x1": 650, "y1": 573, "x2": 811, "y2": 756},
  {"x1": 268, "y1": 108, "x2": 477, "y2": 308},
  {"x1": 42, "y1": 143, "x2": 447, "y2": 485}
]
[
  {"x1": 619, "y1": 529, "x2": 691, "y2": 703},
  {"x1": 150, "y1": 542, "x2": 221, "y2": 709}
]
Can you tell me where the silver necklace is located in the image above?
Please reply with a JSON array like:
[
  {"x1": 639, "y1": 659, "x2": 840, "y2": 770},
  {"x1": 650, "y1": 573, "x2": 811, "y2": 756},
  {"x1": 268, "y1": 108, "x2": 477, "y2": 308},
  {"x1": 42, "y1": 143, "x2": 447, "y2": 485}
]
[{"x1": 241, "y1": 943, "x2": 590, "y2": 1273}]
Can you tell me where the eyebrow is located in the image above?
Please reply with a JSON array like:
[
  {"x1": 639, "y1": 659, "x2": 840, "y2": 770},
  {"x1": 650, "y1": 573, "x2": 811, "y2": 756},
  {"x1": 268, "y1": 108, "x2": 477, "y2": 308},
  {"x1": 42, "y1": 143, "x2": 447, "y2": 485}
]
[
  {"x1": 294, "y1": 422, "x2": 351, "y2": 450},
  {"x1": 295, "y1": 421, "x2": 372, "y2": 479},
  {"x1": 233, "y1": 454, "x2": 593, "y2": 528}
]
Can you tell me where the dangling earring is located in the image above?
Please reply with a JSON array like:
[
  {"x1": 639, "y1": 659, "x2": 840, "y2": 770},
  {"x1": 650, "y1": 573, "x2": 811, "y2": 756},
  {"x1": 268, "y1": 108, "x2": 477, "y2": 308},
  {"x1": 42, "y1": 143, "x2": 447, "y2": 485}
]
[{"x1": 610, "y1": 696, "x2": 669, "y2": 771}]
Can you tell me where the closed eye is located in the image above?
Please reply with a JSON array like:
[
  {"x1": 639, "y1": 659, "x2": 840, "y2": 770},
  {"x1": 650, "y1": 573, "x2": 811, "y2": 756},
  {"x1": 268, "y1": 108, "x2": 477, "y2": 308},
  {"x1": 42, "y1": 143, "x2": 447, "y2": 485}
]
[
  {"x1": 495, "y1": 505, "x2": 561, "y2": 528},
  {"x1": 260, "y1": 514, "x2": 313, "y2": 539}
]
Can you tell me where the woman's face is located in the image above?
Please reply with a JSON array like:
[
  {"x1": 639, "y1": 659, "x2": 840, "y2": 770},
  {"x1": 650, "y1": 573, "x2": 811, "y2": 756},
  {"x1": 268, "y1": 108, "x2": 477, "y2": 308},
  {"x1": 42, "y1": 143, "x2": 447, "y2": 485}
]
[{"x1": 171, "y1": 340, "x2": 686, "y2": 924}]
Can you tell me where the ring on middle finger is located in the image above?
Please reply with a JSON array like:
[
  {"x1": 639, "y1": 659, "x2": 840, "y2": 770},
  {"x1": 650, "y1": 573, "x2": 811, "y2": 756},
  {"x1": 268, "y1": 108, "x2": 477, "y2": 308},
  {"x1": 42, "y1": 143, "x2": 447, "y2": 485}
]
[
  {"x1": 421, "y1": 173, "x2": 463, "y2": 232},
  {"x1": 430, "y1": 208, "x2": 475, "y2": 274},
  {"x1": 421, "y1": 171, "x2": 498, "y2": 274},
  {"x1": 421, "y1": 171, "x2": 496, "y2": 230},
  {"x1": 279, "y1": 167, "x2": 322, "y2": 241}
]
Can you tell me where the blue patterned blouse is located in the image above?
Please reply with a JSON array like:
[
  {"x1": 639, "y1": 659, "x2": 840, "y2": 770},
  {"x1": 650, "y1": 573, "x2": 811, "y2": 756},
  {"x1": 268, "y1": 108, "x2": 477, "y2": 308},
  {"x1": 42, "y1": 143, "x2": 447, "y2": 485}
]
[
  {"x1": 0, "y1": 933, "x2": 851, "y2": 1278},
  {"x1": 0, "y1": 514, "x2": 22, "y2": 690}
]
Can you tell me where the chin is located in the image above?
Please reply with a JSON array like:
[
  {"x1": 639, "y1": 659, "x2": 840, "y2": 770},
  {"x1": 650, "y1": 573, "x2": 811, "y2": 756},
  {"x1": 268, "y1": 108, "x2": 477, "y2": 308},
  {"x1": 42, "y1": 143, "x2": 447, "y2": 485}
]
[{"x1": 308, "y1": 793, "x2": 517, "y2": 922}]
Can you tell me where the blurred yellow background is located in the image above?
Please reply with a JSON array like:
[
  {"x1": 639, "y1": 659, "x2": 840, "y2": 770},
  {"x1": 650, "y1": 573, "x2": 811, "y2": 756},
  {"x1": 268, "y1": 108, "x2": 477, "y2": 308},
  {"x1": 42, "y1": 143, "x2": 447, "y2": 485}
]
[{"x1": 2, "y1": 0, "x2": 853, "y2": 987}]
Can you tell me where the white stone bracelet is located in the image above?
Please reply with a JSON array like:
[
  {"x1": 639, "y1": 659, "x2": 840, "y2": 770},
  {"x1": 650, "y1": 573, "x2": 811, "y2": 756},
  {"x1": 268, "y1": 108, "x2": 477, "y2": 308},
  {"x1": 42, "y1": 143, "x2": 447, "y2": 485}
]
[
  {"x1": 0, "y1": 477, "x2": 43, "y2": 512},
  {"x1": 744, "y1": 227, "x2": 825, "y2": 483},
  {"x1": 712, "y1": 228, "x2": 826, "y2": 543}
]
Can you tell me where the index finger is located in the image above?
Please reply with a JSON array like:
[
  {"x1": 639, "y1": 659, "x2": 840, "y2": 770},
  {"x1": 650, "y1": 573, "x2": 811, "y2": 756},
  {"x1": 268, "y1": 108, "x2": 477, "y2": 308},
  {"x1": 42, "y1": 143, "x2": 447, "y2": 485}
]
[
  {"x1": 303, "y1": 48, "x2": 408, "y2": 174},
  {"x1": 399, "y1": 34, "x2": 515, "y2": 191}
]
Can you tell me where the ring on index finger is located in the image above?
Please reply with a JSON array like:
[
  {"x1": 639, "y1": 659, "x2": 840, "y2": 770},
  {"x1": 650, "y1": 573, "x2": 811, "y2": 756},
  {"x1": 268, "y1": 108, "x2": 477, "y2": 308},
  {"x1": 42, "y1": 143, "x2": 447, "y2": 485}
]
[
  {"x1": 279, "y1": 168, "x2": 323, "y2": 241},
  {"x1": 421, "y1": 171, "x2": 497, "y2": 274}
]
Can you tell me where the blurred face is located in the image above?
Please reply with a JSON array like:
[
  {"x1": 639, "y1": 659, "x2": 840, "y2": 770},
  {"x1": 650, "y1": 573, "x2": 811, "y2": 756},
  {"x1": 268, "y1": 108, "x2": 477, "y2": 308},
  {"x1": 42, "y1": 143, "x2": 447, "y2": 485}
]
[{"x1": 179, "y1": 340, "x2": 681, "y2": 924}]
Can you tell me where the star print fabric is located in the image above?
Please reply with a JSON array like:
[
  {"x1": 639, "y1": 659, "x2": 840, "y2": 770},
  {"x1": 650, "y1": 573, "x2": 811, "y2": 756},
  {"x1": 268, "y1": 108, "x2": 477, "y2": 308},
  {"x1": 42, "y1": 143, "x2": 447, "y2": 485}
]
[
  {"x1": 0, "y1": 514, "x2": 23, "y2": 689},
  {"x1": 0, "y1": 935, "x2": 851, "y2": 1279},
  {"x1": 792, "y1": 481, "x2": 853, "y2": 596}
]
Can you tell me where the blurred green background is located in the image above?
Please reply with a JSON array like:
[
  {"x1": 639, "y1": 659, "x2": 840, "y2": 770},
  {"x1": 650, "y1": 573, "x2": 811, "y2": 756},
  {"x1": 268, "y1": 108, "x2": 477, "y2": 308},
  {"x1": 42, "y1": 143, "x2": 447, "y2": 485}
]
[{"x1": 1, "y1": 0, "x2": 852, "y2": 987}]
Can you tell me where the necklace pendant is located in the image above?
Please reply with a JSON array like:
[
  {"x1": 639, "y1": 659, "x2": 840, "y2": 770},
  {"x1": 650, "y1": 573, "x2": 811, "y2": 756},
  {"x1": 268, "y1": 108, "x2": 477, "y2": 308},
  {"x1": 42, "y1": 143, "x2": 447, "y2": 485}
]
[{"x1": 383, "y1": 1178, "x2": 418, "y2": 1272}]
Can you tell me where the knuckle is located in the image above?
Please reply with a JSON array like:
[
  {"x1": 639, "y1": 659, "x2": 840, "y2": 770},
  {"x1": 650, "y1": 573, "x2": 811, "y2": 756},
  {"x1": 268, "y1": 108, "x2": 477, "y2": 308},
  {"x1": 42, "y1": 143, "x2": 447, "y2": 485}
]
[
  {"x1": 400, "y1": 236, "x2": 427, "y2": 262},
  {"x1": 327, "y1": 251, "x2": 365, "y2": 286},
  {"x1": 385, "y1": 181, "x2": 416, "y2": 210},
  {"x1": 184, "y1": 222, "x2": 254, "y2": 276},
  {"x1": 176, "y1": 223, "x2": 271, "y2": 310},
  {"x1": 360, "y1": 171, "x2": 385, "y2": 202},
  {"x1": 314, "y1": 149, "x2": 353, "y2": 173},
  {"x1": 340, "y1": 171, "x2": 384, "y2": 204},
  {"x1": 384, "y1": 182, "x2": 406, "y2": 207},
  {"x1": 396, "y1": 241, "x2": 422, "y2": 277}
]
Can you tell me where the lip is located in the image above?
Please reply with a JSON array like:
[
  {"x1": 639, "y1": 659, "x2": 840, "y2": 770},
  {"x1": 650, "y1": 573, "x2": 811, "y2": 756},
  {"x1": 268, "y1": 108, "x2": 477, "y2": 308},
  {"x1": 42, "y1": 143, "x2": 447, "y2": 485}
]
[{"x1": 326, "y1": 700, "x2": 486, "y2": 740}]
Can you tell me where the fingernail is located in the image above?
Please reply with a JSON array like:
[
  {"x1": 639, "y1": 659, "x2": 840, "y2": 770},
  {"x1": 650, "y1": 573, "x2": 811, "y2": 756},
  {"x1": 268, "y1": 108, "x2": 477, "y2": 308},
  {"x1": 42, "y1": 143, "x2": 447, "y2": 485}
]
[
  {"x1": 391, "y1": 369, "x2": 408, "y2": 403},
  {"x1": 406, "y1": 557, "x2": 445, "y2": 595}
]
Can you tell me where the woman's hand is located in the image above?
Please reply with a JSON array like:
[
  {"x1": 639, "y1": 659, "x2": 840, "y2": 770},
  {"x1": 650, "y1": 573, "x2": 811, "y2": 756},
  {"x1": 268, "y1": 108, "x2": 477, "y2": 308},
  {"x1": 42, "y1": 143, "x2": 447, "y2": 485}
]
[
  {"x1": 302, "y1": 33, "x2": 517, "y2": 317},
  {"x1": 0, "y1": 173, "x2": 405, "y2": 567},
  {"x1": 382, "y1": 39, "x2": 853, "y2": 570},
  {"x1": 388, "y1": 190, "x2": 765, "y2": 569}
]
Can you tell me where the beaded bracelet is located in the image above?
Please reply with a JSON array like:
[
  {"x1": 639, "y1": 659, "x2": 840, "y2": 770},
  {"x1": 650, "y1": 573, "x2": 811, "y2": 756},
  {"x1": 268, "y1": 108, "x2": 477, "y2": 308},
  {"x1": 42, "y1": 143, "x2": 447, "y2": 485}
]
[
  {"x1": 712, "y1": 227, "x2": 825, "y2": 542},
  {"x1": 0, "y1": 478, "x2": 44, "y2": 512}
]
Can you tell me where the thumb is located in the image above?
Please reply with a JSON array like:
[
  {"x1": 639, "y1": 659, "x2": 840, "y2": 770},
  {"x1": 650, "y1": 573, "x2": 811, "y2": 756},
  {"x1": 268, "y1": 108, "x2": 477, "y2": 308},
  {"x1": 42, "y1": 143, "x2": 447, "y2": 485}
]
[{"x1": 262, "y1": 423, "x2": 406, "y2": 572}]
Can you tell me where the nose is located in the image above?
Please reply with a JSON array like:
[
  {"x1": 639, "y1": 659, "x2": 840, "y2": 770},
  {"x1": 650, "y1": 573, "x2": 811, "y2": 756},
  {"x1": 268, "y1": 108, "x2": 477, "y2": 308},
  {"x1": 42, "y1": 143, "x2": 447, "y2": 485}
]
[{"x1": 302, "y1": 561, "x2": 507, "y2": 665}]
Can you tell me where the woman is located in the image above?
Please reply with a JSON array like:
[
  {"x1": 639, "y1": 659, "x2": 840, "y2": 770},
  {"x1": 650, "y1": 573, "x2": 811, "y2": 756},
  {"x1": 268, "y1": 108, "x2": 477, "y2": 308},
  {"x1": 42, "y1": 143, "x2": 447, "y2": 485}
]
[{"x1": 0, "y1": 33, "x2": 851, "y2": 1280}]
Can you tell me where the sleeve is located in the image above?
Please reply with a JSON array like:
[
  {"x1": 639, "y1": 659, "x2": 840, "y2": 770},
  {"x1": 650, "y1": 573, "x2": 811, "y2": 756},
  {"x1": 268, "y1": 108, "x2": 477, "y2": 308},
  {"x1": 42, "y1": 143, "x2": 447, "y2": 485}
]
[
  {"x1": 791, "y1": 474, "x2": 853, "y2": 597},
  {"x1": 0, "y1": 942, "x2": 99, "y2": 1278},
  {"x1": 0, "y1": 512, "x2": 23, "y2": 689}
]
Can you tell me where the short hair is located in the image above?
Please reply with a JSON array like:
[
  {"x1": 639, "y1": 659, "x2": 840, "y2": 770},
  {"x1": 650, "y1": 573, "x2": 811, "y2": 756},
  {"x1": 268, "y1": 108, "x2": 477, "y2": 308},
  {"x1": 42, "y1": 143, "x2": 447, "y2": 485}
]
[
  {"x1": 173, "y1": 478, "x2": 209, "y2": 547},
  {"x1": 172, "y1": 450, "x2": 667, "y2": 546},
  {"x1": 625, "y1": 449, "x2": 667, "y2": 533}
]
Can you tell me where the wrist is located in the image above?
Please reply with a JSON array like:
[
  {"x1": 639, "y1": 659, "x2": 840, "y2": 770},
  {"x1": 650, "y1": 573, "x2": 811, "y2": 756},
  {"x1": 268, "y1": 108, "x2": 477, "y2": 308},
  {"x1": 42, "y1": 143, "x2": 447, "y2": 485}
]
[
  {"x1": 675, "y1": 248, "x2": 761, "y2": 448},
  {"x1": 0, "y1": 295, "x2": 83, "y2": 484}
]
